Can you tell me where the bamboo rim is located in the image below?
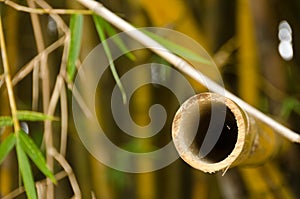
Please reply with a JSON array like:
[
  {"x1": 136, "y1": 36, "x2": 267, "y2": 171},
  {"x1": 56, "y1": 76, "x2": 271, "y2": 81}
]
[{"x1": 172, "y1": 92, "x2": 278, "y2": 173}]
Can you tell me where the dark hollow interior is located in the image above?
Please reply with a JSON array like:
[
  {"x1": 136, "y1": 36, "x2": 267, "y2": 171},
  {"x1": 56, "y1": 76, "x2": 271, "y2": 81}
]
[{"x1": 190, "y1": 104, "x2": 238, "y2": 163}]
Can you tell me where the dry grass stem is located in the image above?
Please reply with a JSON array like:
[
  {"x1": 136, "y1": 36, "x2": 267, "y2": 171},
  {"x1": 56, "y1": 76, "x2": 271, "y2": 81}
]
[
  {"x1": 72, "y1": 85, "x2": 94, "y2": 119},
  {"x1": 46, "y1": 75, "x2": 64, "y2": 132},
  {"x1": 212, "y1": 38, "x2": 286, "y2": 107},
  {"x1": 91, "y1": 192, "x2": 96, "y2": 199},
  {"x1": 0, "y1": 17, "x2": 20, "y2": 132},
  {"x1": 12, "y1": 36, "x2": 66, "y2": 86},
  {"x1": 59, "y1": 82, "x2": 68, "y2": 157},
  {"x1": 36, "y1": 181, "x2": 46, "y2": 199},
  {"x1": 26, "y1": 0, "x2": 44, "y2": 111},
  {"x1": 0, "y1": 73, "x2": 5, "y2": 88},
  {"x1": 35, "y1": 0, "x2": 70, "y2": 33},
  {"x1": 26, "y1": 1, "x2": 72, "y2": 198},
  {"x1": 2, "y1": 187, "x2": 25, "y2": 199},
  {"x1": 41, "y1": 53, "x2": 50, "y2": 113},
  {"x1": 25, "y1": 1, "x2": 53, "y2": 198},
  {"x1": 213, "y1": 37, "x2": 237, "y2": 68},
  {"x1": 2, "y1": 0, "x2": 93, "y2": 15},
  {"x1": 32, "y1": 60, "x2": 40, "y2": 110},
  {"x1": 2, "y1": 171, "x2": 68, "y2": 199},
  {"x1": 260, "y1": 76, "x2": 286, "y2": 101},
  {"x1": 48, "y1": 148, "x2": 82, "y2": 199}
]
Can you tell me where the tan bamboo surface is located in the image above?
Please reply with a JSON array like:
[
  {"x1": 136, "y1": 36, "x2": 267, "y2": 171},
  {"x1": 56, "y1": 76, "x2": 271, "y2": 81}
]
[{"x1": 172, "y1": 92, "x2": 282, "y2": 173}]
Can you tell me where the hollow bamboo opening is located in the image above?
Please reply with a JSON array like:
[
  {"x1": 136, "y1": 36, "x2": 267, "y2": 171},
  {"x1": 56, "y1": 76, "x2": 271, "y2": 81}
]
[
  {"x1": 190, "y1": 104, "x2": 238, "y2": 163},
  {"x1": 172, "y1": 92, "x2": 280, "y2": 173}
]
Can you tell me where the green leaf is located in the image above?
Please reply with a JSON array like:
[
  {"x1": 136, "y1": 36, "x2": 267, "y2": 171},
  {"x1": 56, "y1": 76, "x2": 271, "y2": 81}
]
[
  {"x1": 143, "y1": 30, "x2": 211, "y2": 64},
  {"x1": 93, "y1": 15, "x2": 127, "y2": 104},
  {"x1": 0, "y1": 116, "x2": 13, "y2": 127},
  {"x1": 101, "y1": 19, "x2": 136, "y2": 61},
  {"x1": 0, "y1": 133, "x2": 16, "y2": 164},
  {"x1": 280, "y1": 97, "x2": 300, "y2": 120},
  {"x1": 16, "y1": 138, "x2": 37, "y2": 199},
  {"x1": 17, "y1": 111, "x2": 58, "y2": 122},
  {"x1": 0, "y1": 111, "x2": 57, "y2": 128},
  {"x1": 19, "y1": 130, "x2": 56, "y2": 183},
  {"x1": 67, "y1": 14, "x2": 84, "y2": 82},
  {"x1": 280, "y1": 98, "x2": 295, "y2": 120},
  {"x1": 293, "y1": 100, "x2": 300, "y2": 115}
]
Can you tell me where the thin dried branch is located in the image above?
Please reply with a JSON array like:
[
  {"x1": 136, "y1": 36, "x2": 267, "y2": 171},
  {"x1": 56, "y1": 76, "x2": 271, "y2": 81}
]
[
  {"x1": 32, "y1": 59, "x2": 39, "y2": 110},
  {"x1": 77, "y1": 0, "x2": 300, "y2": 143},
  {"x1": 27, "y1": 1, "x2": 72, "y2": 198},
  {"x1": 260, "y1": 76, "x2": 286, "y2": 101},
  {"x1": 2, "y1": 187, "x2": 25, "y2": 199},
  {"x1": 48, "y1": 148, "x2": 81, "y2": 199},
  {"x1": 34, "y1": 0, "x2": 70, "y2": 34},
  {"x1": 27, "y1": 0, "x2": 44, "y2": 111},
  {"x1": 25, "y1": 2, "x2": 53, "y2": 198},
  {"x1": 59, "y1": 82, "x2": 68, "y2": 157},
  {"x1": 1, "y1": 0, "x2": 93, "y2": 15},
  {"x1": 71, "y1": 85, "x2": 94, "y2": 119},
  {"x1": 213, "y1": 37, "x2": 237, "y2": 69},
  {"x1": 36, "y1": 181, "x2": 47, "y2": 199},
  {"x1": 91, "y1": 192, "x2": 96, "y2": 199},
  {"x1": 46, "y1": 35, "x2": 70, "y2": 118},
  {"x1": 12, "y1": 36, "x2": 66, "y2": 86},
  {"x1": 212, "y1": 38, "x2": 286, "y2": 104},
  {"x1": 0, "y1": 16, "x2": 20, "y2": 132},
  {"x1": 2, "y1": 171, "x2": 68, "y2": 199},
  {"x1": 0, "y1": 73, "x2": 5, "y2": 88}
]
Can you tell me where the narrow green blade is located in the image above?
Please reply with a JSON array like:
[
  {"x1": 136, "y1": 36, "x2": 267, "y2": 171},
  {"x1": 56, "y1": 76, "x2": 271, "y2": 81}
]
[
  {"x1": 93, "y1": 14, "x2": 127, "y2": 104},
  {"x1": 0, "y1": 116, "x2": 13, "y2": 127},
  {"x1": 143, "y1": 30, "x2": 211, "y2": 64},
  {"x1": 19, "y1": 130, "x2": 56, "y2": 183},
  {"x1": 67, "y1": 14, "x2": 84, "y2": 82},
  {"x1": 0, "y1": 111, "x2": 57, "y2": 128},
  {"x1": 101, "y1": 19, "x2": 136, "y2": 61},
  {"x1": 16, "y1": 138, "x2": 37, "y2": 199},
  {"x1": 0, "y1": 133, "x2": 16, "y2": 164},
  {"x1": 17, "y1": 111, "x2": 58, "y2": 122}
]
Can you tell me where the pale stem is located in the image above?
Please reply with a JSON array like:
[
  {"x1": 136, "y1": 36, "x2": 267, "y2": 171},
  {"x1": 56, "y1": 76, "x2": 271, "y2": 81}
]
[{"x1": 0, "y1": 17, "x2": 20, "y2": 132}]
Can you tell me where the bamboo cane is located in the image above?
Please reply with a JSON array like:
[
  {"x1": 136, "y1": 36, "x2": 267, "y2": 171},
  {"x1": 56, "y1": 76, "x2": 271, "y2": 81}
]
[
  {"x1": 76, "y1": 0, "x2": 300, "y2": 144},
  {"x1": 172, "y1": 92, "x2": 282, "y2": 173}
]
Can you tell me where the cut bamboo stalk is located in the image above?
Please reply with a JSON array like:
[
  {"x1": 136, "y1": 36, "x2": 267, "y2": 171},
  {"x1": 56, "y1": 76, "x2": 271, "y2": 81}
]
[
  {"x1": 172, "y1": 92, "x2": 281, "y2": 173},
  {"x1": 77, "y1": 0, "x2": 300, "y2": 144}
]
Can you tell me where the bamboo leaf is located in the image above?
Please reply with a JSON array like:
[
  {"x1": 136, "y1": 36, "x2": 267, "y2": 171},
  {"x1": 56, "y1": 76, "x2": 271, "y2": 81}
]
[
  {"x1": 280, "y1": 97, "x2": 300, "y2": 120},
  {"x1": 19, "y1": 130, "x2": 56, "y2": 183},
  {"x1": 294, "y1": 101, "x2": 300, "y2": 115},
  {"x1": 17, "y1": 111, "x2": 58, "y2": 122},
  {"x1": 143, "y1": 30, "x2": 210, "y2": 64},
  {"x1": 0, "y1": 111, "x2": 57, "y2": 128},
  {"x1": 0, "y1": 116, "x2": 13, "y2": 127},
  {"x1": 16, "y1": 138, "x2": 37, "y2": 199},
  {"x1": 93, "y1": 14, "x2": 127, "y2": 104},
  {"x1": 101, "y1": 18, "x2": 136, "y2": 61},
  {"x1": 67, "y1": 14, "x2": 84, "y2": 82},
  {"x1": 0, "y1": 133, "x2": 16, "y2": 164},
  {"x1": 280, "y1": 98, "x2": 294, "y2": 120}
]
